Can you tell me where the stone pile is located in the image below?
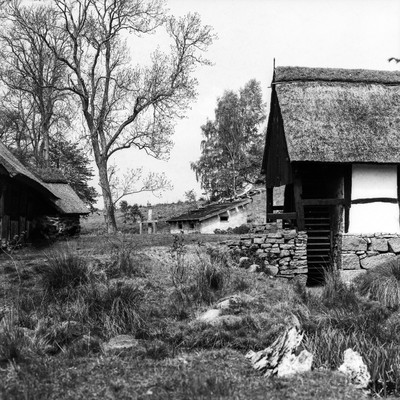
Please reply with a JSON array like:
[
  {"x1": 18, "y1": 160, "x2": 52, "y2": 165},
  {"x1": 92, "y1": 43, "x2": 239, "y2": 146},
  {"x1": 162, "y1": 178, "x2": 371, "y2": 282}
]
[{"x1": 226, "y1": 228, "x2": 308, "y2": 279}]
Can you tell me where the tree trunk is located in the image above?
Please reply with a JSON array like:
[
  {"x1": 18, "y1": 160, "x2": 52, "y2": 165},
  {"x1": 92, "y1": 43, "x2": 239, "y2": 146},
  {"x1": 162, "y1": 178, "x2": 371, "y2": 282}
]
[{"x1": 97, "y1": 159, "x2": 117, "y2": 233}]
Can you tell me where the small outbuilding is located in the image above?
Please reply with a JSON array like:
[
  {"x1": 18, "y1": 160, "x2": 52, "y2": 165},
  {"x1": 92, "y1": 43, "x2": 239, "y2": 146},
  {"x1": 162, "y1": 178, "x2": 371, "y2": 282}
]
[
  {"x1": 0, "y1": 141, "x2": 89, "y2": 245},
  {"x1": 262, "y1": 66, "x2": 400, "y2": 282},
  {"x1": 167, "y1": 198, "x2": 252, "y2": 234}
]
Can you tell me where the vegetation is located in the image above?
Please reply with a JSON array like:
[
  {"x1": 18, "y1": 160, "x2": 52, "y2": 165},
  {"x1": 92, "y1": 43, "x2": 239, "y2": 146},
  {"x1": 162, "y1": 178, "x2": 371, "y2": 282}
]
[
  {"x1": 191, "y1": 79, "x2": 266, "y2": 200},
  {"x1": 1, "y1": 222, "x2": 400, "y2": 398}
]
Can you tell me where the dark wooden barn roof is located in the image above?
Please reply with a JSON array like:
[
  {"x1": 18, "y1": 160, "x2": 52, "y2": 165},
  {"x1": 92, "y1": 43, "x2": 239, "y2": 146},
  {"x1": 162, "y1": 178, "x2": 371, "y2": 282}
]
[
  {"x1": 269, "y1": 66, "x2": 400, "y2": 164},
  {"x1": 167, "y1": 198, "x2": 251, "y2": 222},
  {"x1": 0, "y1": 142, "x2": 88, "y2": 215}
]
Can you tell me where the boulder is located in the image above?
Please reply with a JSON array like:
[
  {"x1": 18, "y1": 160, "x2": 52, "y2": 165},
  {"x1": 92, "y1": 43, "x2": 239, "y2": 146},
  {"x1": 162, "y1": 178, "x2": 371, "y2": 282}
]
[
  {"x1": 248, "y1": 264, "x2": 260, "y2": 273},
  {"x1": 388, "y1": 238, "x2": 400, "y2": 254},
  {"x1": 338, "y1": 349, "x2": 370, "y2": 389},
  {"x1": 238, "y1": 257, "x2": 251, "y2": 269},
  {"x1": 102, "y1": 335, "x2": 145, "y2": 354},
  {"x1": 370, "y1": 238, "x2": 388, "y2": 252},
  {"x1": 265, "y1": 265, "x2": 279, "y2": 276},
  {"x1": 341, "y1": 253, "x2": 360, "y2": 270},
  {"x1": 277, "y1": 350, "x2": 313, "y2": 377},
  {"x1": 360, "y1": 253, "x2": 396, "y2": 270},
  {"x1": 216, "y1": 294, "x2": 254, "y2": 312},
  {"x1": 342, "y1": 236, "x2": 367, "y2": 251},
  {"x1": 197, "y1": 309, "x2": 221, "y2": 323}
]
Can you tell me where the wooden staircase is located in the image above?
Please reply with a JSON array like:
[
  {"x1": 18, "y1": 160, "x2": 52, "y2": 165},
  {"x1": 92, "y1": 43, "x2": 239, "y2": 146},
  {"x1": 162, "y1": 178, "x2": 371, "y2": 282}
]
[{"x1": 304, "y1": 206, "x2": 332, "y2": 285}]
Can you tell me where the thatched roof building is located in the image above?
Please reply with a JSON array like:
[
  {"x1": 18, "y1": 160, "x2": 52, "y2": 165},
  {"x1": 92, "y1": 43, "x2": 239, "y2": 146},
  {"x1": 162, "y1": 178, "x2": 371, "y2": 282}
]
[
  {"x1": 0, "y1": 142, "x2": 88, "y2": 244},
  {"x1": 262, "y1": 66, "x2": 400, "y2": 283}
]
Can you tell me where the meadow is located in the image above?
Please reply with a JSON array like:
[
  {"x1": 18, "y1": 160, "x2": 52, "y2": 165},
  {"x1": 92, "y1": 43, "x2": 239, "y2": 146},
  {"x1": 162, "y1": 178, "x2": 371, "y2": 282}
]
[{"x1": 1, "y1": 216, "x2": 400, "y2": 399}]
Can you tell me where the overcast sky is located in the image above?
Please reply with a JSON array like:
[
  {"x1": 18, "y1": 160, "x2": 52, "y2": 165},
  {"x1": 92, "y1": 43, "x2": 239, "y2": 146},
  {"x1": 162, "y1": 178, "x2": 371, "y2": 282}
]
[{"x1": 105, "y1": 0, "x2": 400, "y2": 207}]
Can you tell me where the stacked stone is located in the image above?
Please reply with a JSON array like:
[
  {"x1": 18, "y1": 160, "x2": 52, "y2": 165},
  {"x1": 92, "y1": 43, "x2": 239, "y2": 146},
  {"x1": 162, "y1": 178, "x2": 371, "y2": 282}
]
[
  {"x1": 227, "y1": 228, "x2": 308, "y2": 278},
  {"x1": 341, "y1": 233, "x2": 400, "y2": 271}
]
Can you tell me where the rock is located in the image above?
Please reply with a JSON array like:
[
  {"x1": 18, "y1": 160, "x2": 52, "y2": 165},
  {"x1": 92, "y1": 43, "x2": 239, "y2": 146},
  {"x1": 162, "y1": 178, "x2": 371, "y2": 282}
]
[
  {"x1": 216, "y1": 294, "x2": 254, "y2": 311},
  {"x1": 253, "y1": 237, "x2": 264, "y2": 244},
  {"x1": 341, "y1": 253, "x2": 360, "y2": 270},
  {"x1": 197, "y1": 309, "x2": 221, "y2": 323},
  {"x1": 102, "y1": 335, "x2": 145, "y2": 354},
  {"x1": 277, "y1": 350, "x2": 313, "y2": 377},
  {"x1": 340, "y1": 270, "x2": 366, "y2": 285},
  {"x1": 338, "y1": 349, "x2": 370, "y2": 389},
  {"x1": 265, "y1": 265, "x2": 279, "y2": 276},
  {"x1": 238, "y1": 257, "x2": 251, "y2": 269},
  {"x1": 342, "y1": 236, "x2": 367, "y2": 251},
  {"x1": 280, "y1": 250, "x2": 291, "y2": 257},
  {"x1": 370, "y1": 238, "x2": 388, "y2": 252},
  {"x1": 246, "y1": 324, "x2": 311, "y2": 378},
  {"x1": 360, "y1": 253, "x2": 397, "y2": 270},
  {"x1": 210, "y1": 315, "x2": 243, "y2": 328},
  {"x1": 388, "y1": 238, "x2": 400, "y2": 254},
  {"x1": 248, "y1": 264, "x2": 260, "y2": 273}
]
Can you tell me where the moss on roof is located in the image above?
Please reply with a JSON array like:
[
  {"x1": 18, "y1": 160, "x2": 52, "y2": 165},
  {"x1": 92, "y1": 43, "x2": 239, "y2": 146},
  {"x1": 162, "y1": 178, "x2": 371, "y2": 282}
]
[{"x1": 273, "y1": 67, "x2": 400, "y2": 163}]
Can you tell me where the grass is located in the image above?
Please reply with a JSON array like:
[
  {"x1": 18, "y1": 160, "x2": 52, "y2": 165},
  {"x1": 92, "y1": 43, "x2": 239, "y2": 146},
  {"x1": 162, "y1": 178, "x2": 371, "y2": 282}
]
[{"x1": 0, "y1": 226, "x2": 399, "y2": 399}]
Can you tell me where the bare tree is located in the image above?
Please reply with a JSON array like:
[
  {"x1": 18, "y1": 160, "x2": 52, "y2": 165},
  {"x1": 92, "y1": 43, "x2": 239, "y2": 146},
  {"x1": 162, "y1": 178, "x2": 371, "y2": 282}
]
[
  {"x1": 108, "y1": 164, "x2": 172, "y2": 207},
  {"x1": 22, "y1": 0, "x2": 215, "y2": 232},
  {"x1": 0, "y1": 3, "x2": 69, "y2": 167}
]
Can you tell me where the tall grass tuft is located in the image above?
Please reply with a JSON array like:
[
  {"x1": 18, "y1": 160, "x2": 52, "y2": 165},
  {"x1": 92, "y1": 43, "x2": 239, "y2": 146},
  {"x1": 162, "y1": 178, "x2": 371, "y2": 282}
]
[
  {"x1": 355, "y1": 257, "x2": 400, "y2": 308},
  {"x1": 39, "y1": 247, "x2": 92, "y2": 298}
]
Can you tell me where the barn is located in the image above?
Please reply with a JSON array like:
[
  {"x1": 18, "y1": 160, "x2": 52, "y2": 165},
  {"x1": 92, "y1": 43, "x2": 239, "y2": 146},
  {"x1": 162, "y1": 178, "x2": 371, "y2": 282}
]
[
  {"x1": 262, "y1": 66, "x2": 400, "y2": 282},
  {"x1": 0, "y1": 141, "x2": 89, "y2": 245}
]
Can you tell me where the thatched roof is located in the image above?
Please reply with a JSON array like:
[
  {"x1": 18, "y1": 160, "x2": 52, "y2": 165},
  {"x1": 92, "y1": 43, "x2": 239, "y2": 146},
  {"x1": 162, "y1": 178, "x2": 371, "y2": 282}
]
[
  {"x1": 31, "y1": 167, "x2": 68, "y2": 184},
  {"x1": 0, "y1": 142, "x2": 54, "y2": 195},
  {"x1": 0, "y1": 142, "x2": 88, "y2": 215},
  {"x1": 167, "y1": 199, "x2": 251, "y2": 222},
  {"x1": 43, "y1": 182, "x2": 89, "y2": 215},
  {"x1": 273, "y1": 66, "x2": 400, "y2": 163}
]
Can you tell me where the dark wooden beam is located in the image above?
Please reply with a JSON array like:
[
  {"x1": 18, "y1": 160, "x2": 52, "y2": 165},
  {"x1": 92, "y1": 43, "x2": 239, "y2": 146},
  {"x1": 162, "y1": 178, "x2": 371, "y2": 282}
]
[
  {"x1": 267, "y1": 212, "x2": 297, "y2": 221},
  {"x1": 351, "y1": 197, "x2": 398, "y2": 204},
  {"x1": 293, "y1": 173, "x2": 305, "y2": 230},
  {"x1": 344, "y1": 165, "x2": 352, "y2": 233},
  {"x1": 266, "y1": 187, "x2": 273, "y2": 222},
  {"x1": 301, "y1": 198, "x2": 345, "y2": 206}
]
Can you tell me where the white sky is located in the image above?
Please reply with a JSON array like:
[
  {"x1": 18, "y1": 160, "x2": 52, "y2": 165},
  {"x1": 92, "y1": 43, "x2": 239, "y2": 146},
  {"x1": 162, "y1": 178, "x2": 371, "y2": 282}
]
[{"x1": 100, "y1": 0, "x2": 400, "y2": 207}]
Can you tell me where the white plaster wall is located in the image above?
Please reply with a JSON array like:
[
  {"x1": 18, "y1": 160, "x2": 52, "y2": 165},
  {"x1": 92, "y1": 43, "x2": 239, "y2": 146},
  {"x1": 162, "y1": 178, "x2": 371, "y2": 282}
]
[
  {"x1": 351, "y1": 164, "x2": 397, "y2": 199},
  {"x1": 199, "y1": 209, "x2": 248, "y2": 234},
  {"x1": 349, "y1": 164, "x2": 400, "y2": 234}
]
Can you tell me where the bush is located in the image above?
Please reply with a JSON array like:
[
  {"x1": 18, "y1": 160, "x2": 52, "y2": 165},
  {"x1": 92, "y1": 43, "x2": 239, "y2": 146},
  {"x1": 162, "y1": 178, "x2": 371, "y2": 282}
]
[
  {"x1": 39, "y1": 247, "x2": 93, "y2": 298},
  {"x1": 355, "y1": 257, "x2": 400, "y2": 308}
]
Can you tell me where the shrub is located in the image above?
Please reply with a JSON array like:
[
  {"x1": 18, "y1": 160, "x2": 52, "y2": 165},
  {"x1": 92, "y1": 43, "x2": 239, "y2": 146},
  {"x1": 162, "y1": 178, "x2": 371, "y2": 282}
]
[
  {"x1": 355, "y1": 258, "x2": 400, "y2": 308},
  {"x1": 39, "y1": 247, "x2": 92, "y2": 298},
  {"x1": 107, "y1": 237, "x2": 145, "y2": 277}
]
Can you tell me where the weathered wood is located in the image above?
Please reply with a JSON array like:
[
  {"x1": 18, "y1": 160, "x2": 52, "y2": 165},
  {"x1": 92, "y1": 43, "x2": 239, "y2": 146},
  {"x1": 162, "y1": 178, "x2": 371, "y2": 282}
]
[
  {"x1": 301, "y1": 198, "x2": 345, "y2": 206},
  {"x1": 263, "y1": 88, "x2": 293, "y2": 187},
  {"x1": 293, "y1": 174, "x2": 305, "y2": 230},
  {"x1": 351, "y1": 197, "x2": 398, "y2": 204},
  {"x1": 344, "y1": 166, "x2": 352, "y2": 233},
  {"x1": 267, "y1": 212, "x2": 297, "y2": 221},
  {"x1": 246, "y1": 324, "x2": 312, "y2": 378}
]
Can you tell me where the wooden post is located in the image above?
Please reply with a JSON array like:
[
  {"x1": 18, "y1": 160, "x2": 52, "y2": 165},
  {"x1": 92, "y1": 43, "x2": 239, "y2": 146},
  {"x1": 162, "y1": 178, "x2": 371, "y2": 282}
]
[
  {"x1": 139, "y1": 221, "x2": 143, "y2": 235},
  {"x1": 267, "y1": 187, "x2": 273, "y2": 222},
  {"x1": 344, "y1": 166, "x2": 352, "y2": 233},
  {"x1": 293, "y1": 174, "x2": 305, "y2": 230}
]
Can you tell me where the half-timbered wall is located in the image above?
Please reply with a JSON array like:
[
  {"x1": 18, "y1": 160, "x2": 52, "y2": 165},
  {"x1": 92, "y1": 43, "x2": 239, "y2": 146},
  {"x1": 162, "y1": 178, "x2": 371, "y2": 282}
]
[{"x1": 349, "y1": 164, "x2": 400, "y2": 233}]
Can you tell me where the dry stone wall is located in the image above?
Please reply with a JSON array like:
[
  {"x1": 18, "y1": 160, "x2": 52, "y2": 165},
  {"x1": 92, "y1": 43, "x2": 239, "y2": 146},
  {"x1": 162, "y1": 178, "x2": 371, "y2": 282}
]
[
  {"x1": 340, "y1": 233, "x2": 400, "y2": 271},
  {"x1": 226, "y1": 226, "x2": 308, "y2": 279}
]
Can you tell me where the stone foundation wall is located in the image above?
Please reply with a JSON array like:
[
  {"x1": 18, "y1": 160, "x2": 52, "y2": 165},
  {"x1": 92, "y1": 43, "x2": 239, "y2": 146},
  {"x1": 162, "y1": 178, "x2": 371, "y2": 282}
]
[
  {"x1": 340, "y1": 233, "x2": 400, "y2": 270},
  {"x1": 226, "y1": 225, "x2": 308, "y2": 278}
]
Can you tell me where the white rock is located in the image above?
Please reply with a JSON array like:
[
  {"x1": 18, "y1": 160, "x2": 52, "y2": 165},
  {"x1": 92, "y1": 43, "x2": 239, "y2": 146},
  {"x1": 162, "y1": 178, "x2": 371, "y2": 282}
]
[
  {"x1": 197, "y1": 309, "x2": 221, "y2": 323},
  {"x1": 338, "y1": 349, "x2": 370, "y2": 389},
  {"x1": 277, "y1": 349, "x2": 313, "y2": 377}
]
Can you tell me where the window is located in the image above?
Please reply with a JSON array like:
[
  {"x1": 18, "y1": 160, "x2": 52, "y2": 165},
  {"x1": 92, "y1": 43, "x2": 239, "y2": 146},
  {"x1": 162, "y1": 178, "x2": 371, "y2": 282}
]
[
  {"x1": 178, "y1": 222, "x2": 183, "y2": 229},
  {"x1": 220, "y1": 214, "x2": 229, "y2": 222}
]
